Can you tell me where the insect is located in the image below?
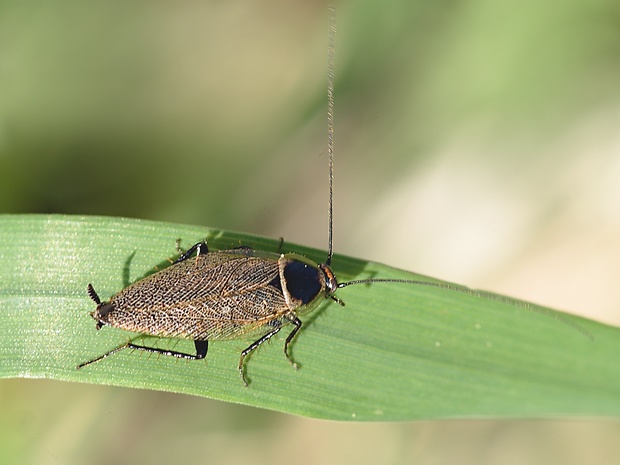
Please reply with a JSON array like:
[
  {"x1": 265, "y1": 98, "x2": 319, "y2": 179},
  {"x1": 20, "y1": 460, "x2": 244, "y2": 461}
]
[{"x1": 77, "y1": 7, "x2": 590, "y2": 386}]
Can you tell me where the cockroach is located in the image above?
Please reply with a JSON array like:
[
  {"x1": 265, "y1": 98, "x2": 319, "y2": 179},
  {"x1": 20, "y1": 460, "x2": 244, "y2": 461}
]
[{"x1": 77, "y1": 6, "x2": 589, "y2": 386}]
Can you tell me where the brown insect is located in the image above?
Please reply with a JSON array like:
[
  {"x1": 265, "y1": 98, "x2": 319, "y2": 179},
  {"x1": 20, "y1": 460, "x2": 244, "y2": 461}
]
[
  {"x1": 79, "y1": 245, "x2": 346, "y2": 386},
  {"x1": 77, "y1": 6, "x2": 590, "y2": 385}
]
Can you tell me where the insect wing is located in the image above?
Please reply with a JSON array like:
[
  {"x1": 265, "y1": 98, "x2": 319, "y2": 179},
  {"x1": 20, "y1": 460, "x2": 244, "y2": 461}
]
[{"x1": 106, "y1": 251, "x2": 290, "y2": 341}]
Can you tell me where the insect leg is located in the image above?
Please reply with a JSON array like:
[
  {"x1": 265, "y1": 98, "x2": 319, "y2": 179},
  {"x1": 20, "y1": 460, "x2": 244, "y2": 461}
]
[
  {"x1": 283, "y1": 314, "x2": 302, "y2": 369},
  {"x1": 238, "y1": 324, "x2": 282, "y2": 387},
  {"x1": 77, "y1": 340, "x2": 209, "y2": 369},
  {"x1": 173, "y1": 241, "x2": 209, "y2": 264},
  {"x1": 193, "y1": 340, "x2": 209, "y2": 358},
  {"x1": 125, "y1": 339, "x2": 209, "y2": 361},
  {"x1": 77, "y1": 343, "x2": 130, "y2": 369}
]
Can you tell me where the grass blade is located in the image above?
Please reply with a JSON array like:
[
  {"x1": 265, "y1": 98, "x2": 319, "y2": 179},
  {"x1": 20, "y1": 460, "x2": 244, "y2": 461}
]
[{"x1": 1, "y1": 214, "x2": 618, "y2": 420}]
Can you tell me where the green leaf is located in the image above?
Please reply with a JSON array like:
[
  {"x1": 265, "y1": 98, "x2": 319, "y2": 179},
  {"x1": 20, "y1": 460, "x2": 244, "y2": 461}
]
[{"x1": 1, "y1": 214, "x2": 618, "y2": 421}]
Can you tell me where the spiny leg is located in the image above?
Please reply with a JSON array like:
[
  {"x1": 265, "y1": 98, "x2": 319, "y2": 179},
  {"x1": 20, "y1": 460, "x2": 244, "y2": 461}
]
[
  {"x1": 239, "y1": 325, "x2": 282, "y2": 387},
  {"x1": 77, "y1": 343, "x2": 129, "y2": 369},
  {"x1": 77, "y1": 339, "x2": 209, "y2": 369},
  {"x1": 283, "y1": 315, "x2": 303, "y2": 370},
  {"x1": 126, "y1": 339, "x2": 209, "y2": 361}
]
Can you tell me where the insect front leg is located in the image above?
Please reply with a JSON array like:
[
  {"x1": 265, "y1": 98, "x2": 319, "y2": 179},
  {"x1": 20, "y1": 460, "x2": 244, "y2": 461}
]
[{"x1": 238, "y1": 323, "x2": 283, "y2": 387}]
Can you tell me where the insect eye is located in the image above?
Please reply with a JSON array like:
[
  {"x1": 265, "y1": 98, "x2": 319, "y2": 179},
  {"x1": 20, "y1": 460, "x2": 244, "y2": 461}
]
[{"x1": 283, "y1": 261, "x2": 323, "y2": 305}]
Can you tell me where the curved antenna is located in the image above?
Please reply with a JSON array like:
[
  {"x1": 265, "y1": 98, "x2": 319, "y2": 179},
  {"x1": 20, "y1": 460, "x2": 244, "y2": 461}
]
[
  {"x1": 337, "y1": 278, "x2": 594, "y2": 341},
  {"x1": 326, "y1": 4, "x2": 336, "y2": 267}
]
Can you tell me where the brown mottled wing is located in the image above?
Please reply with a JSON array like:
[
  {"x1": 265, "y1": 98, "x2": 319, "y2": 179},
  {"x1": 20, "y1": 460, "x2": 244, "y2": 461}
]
[{"x1": 106, "y1": 251, "x2": 289, "y2": 341}]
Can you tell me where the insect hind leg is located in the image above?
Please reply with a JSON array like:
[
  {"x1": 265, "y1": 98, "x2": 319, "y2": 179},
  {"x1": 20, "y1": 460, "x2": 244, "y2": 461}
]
[
  {"x1": 77, "y1": 343, "x2": 129, "y2": 369},
  {"x1": 77, "y1": 339, "x2": 209, "y2": 369},
  {"x1": 125, "y1": 339, "x2": 209, "y2": 361}
]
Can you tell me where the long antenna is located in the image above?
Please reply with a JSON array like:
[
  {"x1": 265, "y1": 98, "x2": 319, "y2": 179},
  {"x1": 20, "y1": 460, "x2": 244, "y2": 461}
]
[
  {"x1": 320, "y1": 6, "x2": 592, "y2": 345},
  {"x1": 320, "y1": 5, "x2": 591, "y2": 343},
  {"x1": 337, "y1": 278, "x2": 594, "y2": 341},
  {"x1": 326, "y1": 4, "x2": 336, "y2": 266}
]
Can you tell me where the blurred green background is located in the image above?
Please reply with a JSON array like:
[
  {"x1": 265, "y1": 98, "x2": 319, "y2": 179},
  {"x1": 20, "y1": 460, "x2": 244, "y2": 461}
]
[{"x1": 2, "y1": 0, "x2": 620, "y2": 463}]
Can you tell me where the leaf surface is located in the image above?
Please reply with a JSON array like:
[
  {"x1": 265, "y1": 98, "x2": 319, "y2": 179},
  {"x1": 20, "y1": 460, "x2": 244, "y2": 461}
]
[{"x1": 1, "y1": 214, "x2": 618, "y2": 420}]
